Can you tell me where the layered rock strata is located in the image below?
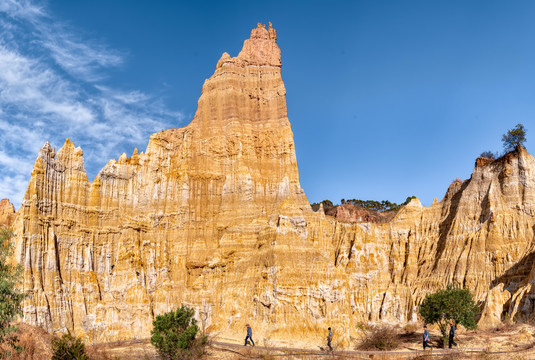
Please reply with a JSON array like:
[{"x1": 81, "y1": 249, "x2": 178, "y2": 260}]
[{"x1": 9, "y1": 23, "x2": 535, "y2": 346}]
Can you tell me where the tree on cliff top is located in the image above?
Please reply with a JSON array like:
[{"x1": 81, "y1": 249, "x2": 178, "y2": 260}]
[
  {"x1": 419, "y1": 287, "x2": 479, "y2": 346},
  {"x1": 0, "y1": 229, "x2": 26, "y2": 358},
  {"x1": 502, "y1": 123, "x2": 527, "y2": 152}
]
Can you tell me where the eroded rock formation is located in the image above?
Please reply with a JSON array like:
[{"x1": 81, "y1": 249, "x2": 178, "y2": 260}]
[
  {"x1": 9, "y1": 23, "x2": 535, "y2": 346},
  {"x1": 0, "y1": 198, "x2": 16, "y2": 227}
]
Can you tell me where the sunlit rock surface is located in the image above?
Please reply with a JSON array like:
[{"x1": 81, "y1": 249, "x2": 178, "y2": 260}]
[
  {"x1": 0, "y1": 198, "x2": 15, "y2": 227},
  {"x1": 10, "y1": 23, "x2": 535, "y2": 345}
]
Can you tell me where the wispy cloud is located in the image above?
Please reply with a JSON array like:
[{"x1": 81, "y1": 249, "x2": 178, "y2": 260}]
[
  {"x1": 0, "y1": 0, "x2": 185, "y2": 208},
  {"x1": 38, "y1": 24, "x2": 124, "y2": 82},
  {"x1": 0, "y1": 174, "x2": 30, "y2": 210},
  {"x1": 0, "y1": 0, "x2": 45, "y2": 21},
  {"x1": 0, "y1": 46, "x2": 95, "y2": 124}
]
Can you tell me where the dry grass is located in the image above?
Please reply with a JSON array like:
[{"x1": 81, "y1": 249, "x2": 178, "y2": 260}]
[
  {"x1": 86, "y1": 343, "x2": 119, "y2": 360},
  {"x1": 358, "y1": 325, "x2": 400, "y2": 351},
  {"x1": 1, "y1": 323, "x2": 54, "y2": 360},
  {"x1": 493, "y1": 322, "x2": 517, "y2": 333},
  {"x1": 403, "y1": 323, "x2": 419, "y2": 335}
]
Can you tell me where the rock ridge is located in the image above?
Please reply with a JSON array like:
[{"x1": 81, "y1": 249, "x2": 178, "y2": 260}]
[{"x1": 8, "y1": 24, "x2": 535, "y2": 346}]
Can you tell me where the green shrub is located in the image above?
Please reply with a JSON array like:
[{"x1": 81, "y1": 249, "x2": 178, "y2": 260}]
[
  {"x1": 51, "y1": 333, "x2": 88, "y2": 360},
  {"x1": 0, "y1": 229, "x2": 26, "y2": 359},
  {"x1": 151, "y1": 305, "x2": 206, "y2": 360}
]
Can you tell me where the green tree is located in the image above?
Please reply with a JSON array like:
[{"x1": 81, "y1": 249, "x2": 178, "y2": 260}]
[
  {"x1": 502, "y1": 123, "x2": 527, "y2": 152},
  {"x1": 0, "y1": 229, "x2": 26, "y2": 359},
  {"x1": 419, "y1": 287, "x2": 479, "y2": 346},
  {"x1": 321, "y1": 199, "x2": 334, "y2": 208},
  {"x1": 151, "y1": 306, "x2": 203, "y2": 360},
  {"x1": 51, "y1": 333, "x2": 88, "y2": 360}
]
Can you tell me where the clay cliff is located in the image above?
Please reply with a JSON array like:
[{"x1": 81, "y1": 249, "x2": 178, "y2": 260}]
[
  {"x1": 0, "y1": 198, "x2": 16, "y2": 227},
  {"x1": 8, "y1": 23, "x2": 535, "y2": 346}
]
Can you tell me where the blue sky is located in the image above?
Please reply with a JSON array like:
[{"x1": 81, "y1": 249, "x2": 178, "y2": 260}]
[{"x1": 1, "y1": 0, "x2": 534, "y2": 209}]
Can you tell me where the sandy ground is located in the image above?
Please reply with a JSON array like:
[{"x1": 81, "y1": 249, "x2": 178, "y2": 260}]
[
  {"x1": 5, "y1": 322, "x2": 535, "y2": 359},
  {"x1": 88, "y1": 323, "x2": 535, "y2": 359}
]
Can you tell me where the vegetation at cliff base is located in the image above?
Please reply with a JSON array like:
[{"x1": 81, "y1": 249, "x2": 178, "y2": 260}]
[
  {"x1": 358, "y1": 325, "x2": 400, "y2": 351},
  {"x1": 502, "y1": 123, "x2": 527, "y2": 152},
  {"x1": 419, "y1": 287, "x2": 479, "y2": 344},
  {"x1": 51, "y1": 333, "x2": 88, "y2": 360},
  {"x1": 0, "y1": 229, "x2": 26, "y2": 359},
  {"x1": 151, "y1": 305, "x2": 207, "y2": 360}
]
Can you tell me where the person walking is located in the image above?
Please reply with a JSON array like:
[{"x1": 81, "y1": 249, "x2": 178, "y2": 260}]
[
  {"x1": 327, "y1": 327, "x2": 333, "y2": 351},
  {"x1": 423, "y1": 325, "x2": 432, "y2": 350},
  {"x1": 244, "y1": 324, "x2": 255, "y2": 346},
  {"x1": 449, "y1": 321, "x2": 457, "y2": 349}
]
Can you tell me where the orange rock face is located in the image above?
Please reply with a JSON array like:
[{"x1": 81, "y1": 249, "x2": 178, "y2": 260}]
[
  {"x1": 9, "y1": 23, "x2": 535, "y2": 346},
  {"x1": 0, "y1": 198, "x2": 15, "y2": 227}
]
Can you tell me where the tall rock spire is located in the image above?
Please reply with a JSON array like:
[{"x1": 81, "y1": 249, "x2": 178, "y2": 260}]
[{"x1": 11, "y1": 23, "x2": 535, "y2": 347}]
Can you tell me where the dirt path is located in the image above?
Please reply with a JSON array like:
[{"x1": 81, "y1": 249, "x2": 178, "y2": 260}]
[
  {"x1": 91, "y1": 337, "x2": 535, "y2": 359},
  {"x1": 209, "y1": 340, "x2": 534, "y2": 359}
]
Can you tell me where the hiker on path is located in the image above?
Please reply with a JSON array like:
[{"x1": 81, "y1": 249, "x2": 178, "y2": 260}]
[
  {"x1": 244, "y1": 324, "x2": 255, "y2": 346},
  {"x1": 327, "y1": 327, "x2": 333, "y2": 351},
  {"x1": 423, "y1": 325, "x2": 432, "y2": 350},
  {"x1": 449, "y1": 321, "x2": 457, "y2": 349}
]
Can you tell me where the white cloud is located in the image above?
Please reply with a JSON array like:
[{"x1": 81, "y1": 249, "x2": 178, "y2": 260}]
[
  {"x1": 0, "y1": 119, "x2": 45, "y2": 154},
  {"x1": 95, "y1": 86, "x2": 150, "y2": 104},
  {"x1": 38, "y1": 26, "x2": 124, "y2": 81},
  {"x1": 0, "y1": 174, "x2": 30, "y2": 207},
  {"x1": 0, "y1": 0, "x2": 185, "y2": 209},
  {"x1": 0, "y1": 151, "x2": 33, "y2": 174},
  {"x1": 0, "y1": 46, "x2": 94, "y2": 124},
  {"x1": 0, "y1": 0, "x2": 45, "y2": 21}
]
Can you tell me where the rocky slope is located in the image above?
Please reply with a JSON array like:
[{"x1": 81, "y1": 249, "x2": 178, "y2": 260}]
[
  {"x1": 8, "y1": 23, "x2": 535, "y2": 346},
  {"x1": 322, "y1": 203, "x2": 398, "y2": 223}
]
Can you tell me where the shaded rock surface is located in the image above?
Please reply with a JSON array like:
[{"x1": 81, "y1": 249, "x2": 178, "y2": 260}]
[
  {"x1": 323, "y1": 203, "x2": 398, "y2": 223},
  {"x1": 8, "y1": 23, "x2": 535, "y2": 346}
]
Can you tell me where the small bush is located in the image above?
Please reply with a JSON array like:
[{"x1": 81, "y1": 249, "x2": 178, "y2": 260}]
[
  {"x1": 51, "y1": 333, "x2": 88, "y2": 360},
  {"x1": 151, "y1": 305, "x2": 206, "y2": 360},
  {"x1": 403, "y1": 323, "x2": 418, "y2": 335},
  {"x1": 355, "y1": 321, "x2": 369, "y2": 333},
  {"x1": 358, "y1": 325, "x2": 399, "y2": 351},
  {"x1": 479, "y1": 151, "x2": 497, "y2": 159}
]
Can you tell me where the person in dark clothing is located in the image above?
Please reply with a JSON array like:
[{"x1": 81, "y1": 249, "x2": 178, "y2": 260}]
[
  {"x1": 449, "y1": 321, "x2": 457, "y2": 349},
  {"x1": 327, "y1": 327, "x2": 333, "y2": 351},
  {"x1": 423, "y1": 325, "x2": 432, "y2": 350},
  {"x1": 244, "y1": 324, "x2": 255, "y2": 346}
]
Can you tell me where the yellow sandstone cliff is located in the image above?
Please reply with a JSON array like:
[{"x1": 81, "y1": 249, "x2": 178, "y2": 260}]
[
  {"x1": 0, "y1": 198, "x2": 16, "y2": 228},
  {"x1": 9, "y1": 23, "x2": 535, "y2": 346}
]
